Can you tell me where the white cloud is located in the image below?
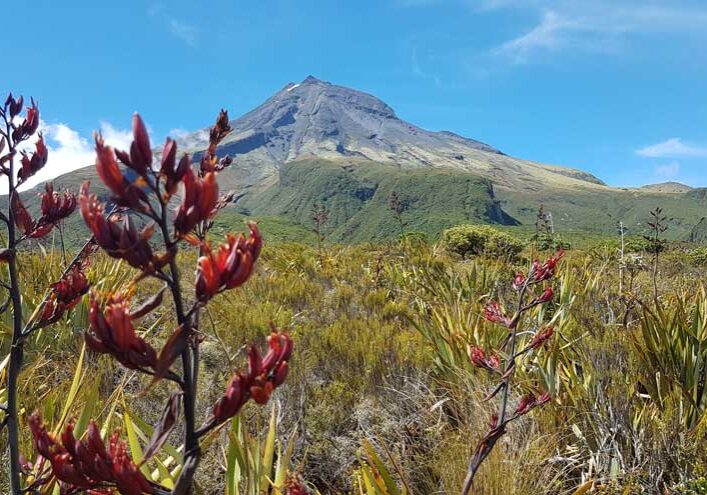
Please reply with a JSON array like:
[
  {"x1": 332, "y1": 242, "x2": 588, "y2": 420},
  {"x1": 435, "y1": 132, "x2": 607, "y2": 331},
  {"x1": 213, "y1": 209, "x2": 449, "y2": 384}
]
[
  {"x1": 2, "y1": 120, "x2": 137, "y2": 193},
  {"x1": 489, "y1": 1, "x2": 707, "y2": 63},
  {"x1": 636, "y1": 138, "x2": 707, "y2": 158},
  {"x1": 493, "y1": 10, "x2": 575, "y2": 62},
  {"x1": 169, "y1": 128, "x2": 209, "y2": 150},
  {"x1": 395, "y1": 0, "x2": 441, "y2": 6},
  {"x1": 168, "y1": 19, "x2": 198, "y2": 46},
  {"x1": 654, "y1": 161, "x2": 680, "y2": 180},
  {"x1": 149, "y1": 3, "x2": 198, "y2": 46},
  {"x1": 98, "y1": 121, "x2": 133, "y2": 151}
]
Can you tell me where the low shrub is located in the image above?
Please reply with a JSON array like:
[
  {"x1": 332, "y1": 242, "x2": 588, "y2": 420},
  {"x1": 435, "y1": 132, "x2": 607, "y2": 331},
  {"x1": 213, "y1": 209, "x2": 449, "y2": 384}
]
[
  {"x1": 687, "y1": 247, "x2": 707, "y2": 266},
  {"x1": 440, "y1": 224, "x2": 524, "y2": 260}
]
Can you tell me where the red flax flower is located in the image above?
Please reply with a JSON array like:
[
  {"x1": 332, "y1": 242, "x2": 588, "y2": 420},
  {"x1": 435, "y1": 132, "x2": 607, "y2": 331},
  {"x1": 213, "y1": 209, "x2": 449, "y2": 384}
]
[
  {"x1": 199, "y1": 109, "x2": 232, "y2": 174},
  {"x1": 285, "y1": 476, "x2": 310, "y2": 495},
  {"x1": 530, "y1": 249, "x2": 564, "y2": 283},
  {"x1": 18, "y1": 133, "x2": 48, "y2": 183},
  {"x1": 80, "y1": 184, "x2": 169, "y2": 273},
  {"x1": 173, "y1": 167, "x2": 219, "y2": 236},
  {"x1": 5, "y1": 93, "x2": 23, "y2": 118},
  {"x1": 195, "y1": 223, "x2": 262, "y2": 302},
  {"x1": 514, "y1": 392, "x2": 552, "y2": 417},
  {"x1": 112, "y1": 114, "x2": 152, "y2": 176},
  {"x1": 40, "y1": 265, "x2": 90, "y2": 326},
  {"x1": 530, "y1": 287, "x2": 554, "y2": 306},
  {"x1": 12, "y1": 98, "x2": 40, "y2": 142},
  {"x1": 85, "y1": 291, "x2": 158, "y2": 371},
  {"x1": 159, "y1": 138, "x2": 190, "y2": 198},
  {"x1": 483, "y1": 301, "x2": 512, "y2": 327},
  {"x1": 468, "y1": 346, "x2": 500, "y2": 373},
  {"x1": 40, "y1": 183, "x2": 77, "y2": 224},
  {"x1": 11, "y1": 184, "x2": 76, "y2": 240},
  {"x1": 528, "y1": 326, "x2": 554, "y2": 350},
  {"x1": 207, "y1": 330, "x2": 292, "y2": 428},
  {"x1": 95, "y1": 134, "x2": 150, "y2": 210},
  {"x1": 29, "y1": 414, "x2": 155, "y2": 495}
]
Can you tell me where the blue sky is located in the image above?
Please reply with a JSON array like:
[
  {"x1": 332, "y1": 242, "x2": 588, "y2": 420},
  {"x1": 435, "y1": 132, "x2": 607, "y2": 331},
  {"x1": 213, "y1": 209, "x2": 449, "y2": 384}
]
[{"x1": 6, "y1": 0, "x2": 707, "y2": 188}]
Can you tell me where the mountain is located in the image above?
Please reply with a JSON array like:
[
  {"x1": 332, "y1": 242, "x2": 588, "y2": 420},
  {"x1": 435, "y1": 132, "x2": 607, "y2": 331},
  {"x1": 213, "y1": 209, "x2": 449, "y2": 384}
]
[
  {"x1": 639, "y1": 182, "x2": 694, "y2": 194},
  {"x1": 177, "y1": 75, "x2": 605, "y2": 193},
  {"x1": 23, "y1": 76, "x2": 707, "y2": 244}
]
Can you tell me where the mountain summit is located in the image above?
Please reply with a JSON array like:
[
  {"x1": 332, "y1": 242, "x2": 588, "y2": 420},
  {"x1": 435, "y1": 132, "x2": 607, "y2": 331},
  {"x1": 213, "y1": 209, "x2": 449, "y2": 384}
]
[{"x1": 176, "y1": 76, "x2": 604, "y2": 191}]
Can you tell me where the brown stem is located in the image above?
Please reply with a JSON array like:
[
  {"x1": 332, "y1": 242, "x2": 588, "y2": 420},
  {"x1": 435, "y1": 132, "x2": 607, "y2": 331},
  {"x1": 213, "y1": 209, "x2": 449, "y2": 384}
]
[
  {"x1": 4, "y1": 115, "x2": 24, "y2": 495},
  {"x1": 156, "y1": 204, "x2": 200, "y2": 495}
]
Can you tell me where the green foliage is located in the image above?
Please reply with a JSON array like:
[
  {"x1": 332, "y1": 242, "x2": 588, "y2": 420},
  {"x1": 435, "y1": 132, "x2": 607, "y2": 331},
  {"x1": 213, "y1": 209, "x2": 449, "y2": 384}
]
[
  {"x1": 354, "y1": 439, "x2": 409, "y2": 495},
  {"x1": 440, "y1": 224, "x2": 525, "y2": 260},
  {"x1": 5, "y1": 236, "x2": 707, "y2": 494},
  {"x1": 688, "y1": 247, "x2": 707, "y2": 266},
  {"x1": 676, "y1": 478, "x2": 707, "y2": 494},
  {"x1": 632, "y1": 294, "x2": 707, "y2": 429}
]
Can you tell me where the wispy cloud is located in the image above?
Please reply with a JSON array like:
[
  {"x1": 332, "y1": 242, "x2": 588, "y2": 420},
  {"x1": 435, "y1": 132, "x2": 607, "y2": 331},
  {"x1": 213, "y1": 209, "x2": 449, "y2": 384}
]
[
  {"x1": 169, "y1": 128, "x2": 209, "y2": 150},
  {"x1": 654, "y1": 161, "x2": 681, "y2": 180},
  {"x1": 493, "y1": 10, "x2": 576, "y2": 62},
  {"x1": 149, "y1": 4, "x2": 199, "y2": 46},
  {"x1": 411, "y1": 47, "x2": 444, "y2": 87},
  {"x1": 489, "y1": 1, "x2": 707, "y2": 63},
  {"x1": 395, "y1": 0, "x2": 442, "y2": 6},
  {"x1": 636, "y1": 138, "x2": 707, "y2": 159},
  {"x1": 168, "y1": 19, "x2": 198, "y2": 46}
]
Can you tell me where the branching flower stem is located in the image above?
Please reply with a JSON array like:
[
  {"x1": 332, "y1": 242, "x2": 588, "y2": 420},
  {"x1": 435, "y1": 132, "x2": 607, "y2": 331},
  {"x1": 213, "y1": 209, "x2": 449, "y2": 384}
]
[{"x1": 4, "y1": 106, "x2": 24, "y2": 495}]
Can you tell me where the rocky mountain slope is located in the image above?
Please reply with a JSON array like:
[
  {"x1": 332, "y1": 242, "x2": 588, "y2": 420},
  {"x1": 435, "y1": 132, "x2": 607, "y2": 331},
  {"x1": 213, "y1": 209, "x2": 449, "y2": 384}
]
[{"x1": 177, "y1": 76, "x2": 605, "y2": 194}]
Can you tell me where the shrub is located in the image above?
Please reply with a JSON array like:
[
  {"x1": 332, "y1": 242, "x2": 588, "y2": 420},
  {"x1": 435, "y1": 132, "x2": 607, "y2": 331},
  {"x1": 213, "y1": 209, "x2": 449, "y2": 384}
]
[
  {"x1": 440, "y1": 224, "x2": 524, "y2": 260},
  {"x1": 688, "y1": 247, "x2": 707, "y2": 266}
]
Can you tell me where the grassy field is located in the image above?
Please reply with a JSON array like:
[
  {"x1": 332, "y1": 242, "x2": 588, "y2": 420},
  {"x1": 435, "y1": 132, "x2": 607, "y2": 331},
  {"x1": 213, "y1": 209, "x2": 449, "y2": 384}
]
[{"x1": 1, "y1": 225, "x2": 707, "y2": 494}]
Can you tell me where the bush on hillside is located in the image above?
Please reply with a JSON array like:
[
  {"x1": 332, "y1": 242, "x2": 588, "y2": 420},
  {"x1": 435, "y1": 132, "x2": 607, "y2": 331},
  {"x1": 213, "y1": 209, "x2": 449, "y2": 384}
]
[
  {"x1": 687, "y1": 247, "x2": 707, "y2": 266},
  {"x1": 440, "y1": 224, "x2": 524, "y2": 260}
]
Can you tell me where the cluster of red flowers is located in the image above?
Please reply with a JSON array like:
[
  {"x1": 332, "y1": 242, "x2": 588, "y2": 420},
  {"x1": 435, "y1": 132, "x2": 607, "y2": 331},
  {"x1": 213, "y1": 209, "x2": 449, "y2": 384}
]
[
  {"x1": 482, "y1": 301, "x2": 512, "y2": 327},
  {"x1": 468, "y1": 346, "x2": 500, "y2": 373},
  {"x1": 530, "y1": 287, "x2": 554, "y2": 306},
  {"x1": 173, "y1": 168, "x2": 218, "y2": 236},
  {"x1": 285, "y1": 476, "x2": 310, "y2": 495},
  {"x1": 12, "y1": 184, "x2": 77, "y2": 240},
  {"x1": 531, "y1": 249, "x2": 564, "y2": 283},
  {"x1": 40, "y1": 264, "x2": 90, "y2": 327},
  {"x1": 94, "y1": 118, "x2": 152, "y2": 211},
  {"x1": 527, "y1": 326, "x2": 554, "y2": 350},
  {"x1": 208, "y1": 330, "x2": 292, "y2": 428},
  {"x1": 29, "y1": 415, "x2": 154, "y2": 495},
  {"x1": 195, "y1": 223, "x2": 262, "y2": 302},
  {"x1": 511, "y1": 249, "x2": 565, "y2": 289},
  {"x1": 158, "y1": 138, "x2": 190, "y2": 198},
  {"x1": 6, "y1": 95, "x2": 39, "y2": 144},
  {"x1": 199, "y1": 109, "x2": 232, "y2": 174},
  {"x1": 514, "y1": 392, "x2": 552, "y2": 417},
  {"x1": 85, "y1": 292, "x2": 158, "y2": 371},
  {"x1": 18, "y1": 134, "x2": 48, "y2": 183},
  {"x1": 79, "y1": 185, "x2": 170, "y2": 274}
]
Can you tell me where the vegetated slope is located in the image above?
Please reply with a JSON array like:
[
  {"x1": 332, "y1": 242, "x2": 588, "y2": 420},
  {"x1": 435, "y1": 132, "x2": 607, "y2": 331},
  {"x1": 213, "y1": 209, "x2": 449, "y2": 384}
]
[
  {"x1": 237, "y1": 158, "x2": 517, "y2": 242},
  {"x1": 688, "y1": 215, "x2": 707, "y2": 243},
  {"x1": 639, "y1": 181, "x2": 695, "y2": 194},
  {"x1": 498, "y1": 185, "x2": 707, "y2": 240}
]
